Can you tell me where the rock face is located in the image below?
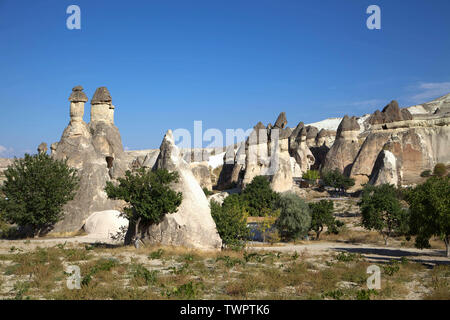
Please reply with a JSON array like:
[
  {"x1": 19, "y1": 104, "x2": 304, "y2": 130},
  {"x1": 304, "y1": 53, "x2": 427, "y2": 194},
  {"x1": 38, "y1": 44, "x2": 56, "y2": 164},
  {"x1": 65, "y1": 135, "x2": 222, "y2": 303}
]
[
  {"x1": 141, "y1": 130, "x2": 222, "y2": 250},
  {"x1": 322, "y1": 115, "x2": 361, "y2": 175},
  {"x1": 0, "y1": 158, "x2": 14, "y2": 185},
  {"x1": 289, "y1": 127, "x2": 315, "y2": 173},
  {"x1": 369, "y1": 150, "x2": 398, "y2": 186},
  {"x1": 190, "y1": 162, "x2": 213, "y2": 191},
  {"x1": 51, "y1": 86, "x2": 128, "y2": 233},
  {"x1": 327, "y1": 96, "x2": 450, "y2": 188},
  {"x1": 84, "y1": 210, "x2": 129, "y2": 239},
  {"x1": 37, "y1": 142, "x2": 48, "y2": 154},
  {"x1": 369, "y1": 100, "x2": 413, "y2": 125}
]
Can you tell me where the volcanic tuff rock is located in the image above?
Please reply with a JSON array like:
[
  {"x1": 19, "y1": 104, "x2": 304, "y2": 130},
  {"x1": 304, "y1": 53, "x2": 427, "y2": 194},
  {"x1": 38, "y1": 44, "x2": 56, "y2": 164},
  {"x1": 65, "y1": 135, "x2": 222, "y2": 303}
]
[
  {"x1": 0, "y1": 158, "x2": 14, "y2": 185},
  {"x1": 322, "y1": 115, "x2": 361, "y2": 175},
  {"x1": 51, "y1": 86, "x2": 128, "y2": 233},
  {"x1": 140, "y1": 130, "x2": 222, "y2": 250}
]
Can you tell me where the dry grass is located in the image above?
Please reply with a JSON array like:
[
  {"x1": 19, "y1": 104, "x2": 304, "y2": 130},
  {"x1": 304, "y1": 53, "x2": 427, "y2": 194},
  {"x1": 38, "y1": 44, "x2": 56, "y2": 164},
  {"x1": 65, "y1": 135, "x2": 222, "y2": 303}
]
[{"x1": 0, "y1": 242, "x2": 447, "y2": 300}]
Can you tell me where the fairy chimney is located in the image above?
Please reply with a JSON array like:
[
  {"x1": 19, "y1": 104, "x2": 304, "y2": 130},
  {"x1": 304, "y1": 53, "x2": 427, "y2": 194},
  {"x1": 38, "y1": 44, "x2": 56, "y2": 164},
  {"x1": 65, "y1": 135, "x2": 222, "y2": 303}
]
[
  {"x1": 90, "y1": 87, "x2": 115, "y2": 123},
  {"x1": 68, "y1": 85, "x2": 88, "y2": 122}
]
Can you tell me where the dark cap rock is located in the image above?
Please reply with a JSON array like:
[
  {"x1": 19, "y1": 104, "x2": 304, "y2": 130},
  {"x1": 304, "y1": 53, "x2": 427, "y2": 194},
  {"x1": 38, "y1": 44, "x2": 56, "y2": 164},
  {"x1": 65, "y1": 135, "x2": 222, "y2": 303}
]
[
  {"x1": 68, "y1": 85, "x2": 88, "y2": 102},
  {"x1": 91, "y1": 87, "x2": 112, "y2": 105},
  {"x1": 273, "y1": 112, "x2": 287, "y2": 129},
  {"x1": 337, "y1": 115, "x2": 360, "y2": 137}
]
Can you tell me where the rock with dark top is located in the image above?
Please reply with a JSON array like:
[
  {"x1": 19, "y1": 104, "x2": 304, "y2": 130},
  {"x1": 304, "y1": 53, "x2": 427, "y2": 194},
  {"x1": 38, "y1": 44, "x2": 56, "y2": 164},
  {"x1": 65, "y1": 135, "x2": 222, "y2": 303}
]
[
  {"x1": 68, "y1": 86, "x2": 88, "y2": 102},
  {"x1": 37, "y1": 142, "x2": 48, "y2": 154},
  {"x1": 273, "y1": 112, "x2": 287, "y2": 129},
  {"x1": 91, "y1": 87, "x2": 112, "y2": 105}
]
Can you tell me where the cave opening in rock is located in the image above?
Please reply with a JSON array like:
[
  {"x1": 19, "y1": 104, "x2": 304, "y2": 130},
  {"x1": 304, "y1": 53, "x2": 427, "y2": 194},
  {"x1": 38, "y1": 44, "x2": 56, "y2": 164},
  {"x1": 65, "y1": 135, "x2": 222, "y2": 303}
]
[{"x1": 106, "y1": 156, "x2": 114, "y2": 169}]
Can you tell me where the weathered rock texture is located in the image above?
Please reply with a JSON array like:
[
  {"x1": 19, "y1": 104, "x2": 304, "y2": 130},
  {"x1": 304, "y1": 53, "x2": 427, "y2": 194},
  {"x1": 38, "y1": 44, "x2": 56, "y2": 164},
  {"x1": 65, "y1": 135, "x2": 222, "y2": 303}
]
[
  {"x1": 84, "y1": 210, "x2": 129, "y2": 239},
  {"x1": 140, "y1": 130, "x2": 222, "y2": 250},
  {"x1": 0, "y1": 158, "x2": 14, "y2": 186},
  {"x1": 322, "y1": 115, "x2": 361, "y2": 175},
  {"x1": 51, "y1": 86, "x2": 128, "y2": 233}
]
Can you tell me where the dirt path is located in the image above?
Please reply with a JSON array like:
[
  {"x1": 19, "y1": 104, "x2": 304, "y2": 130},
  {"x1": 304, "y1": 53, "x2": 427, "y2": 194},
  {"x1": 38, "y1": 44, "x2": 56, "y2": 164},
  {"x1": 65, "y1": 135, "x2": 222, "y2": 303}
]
[{"x1": 1, "y1": 236, "x2": 448, "y2": 266}]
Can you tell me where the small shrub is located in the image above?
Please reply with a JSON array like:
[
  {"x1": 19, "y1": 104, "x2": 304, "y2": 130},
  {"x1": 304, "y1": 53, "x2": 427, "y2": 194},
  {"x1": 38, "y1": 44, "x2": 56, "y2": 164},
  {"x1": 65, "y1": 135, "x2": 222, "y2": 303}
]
[
  {"x1": 356, "y1": 289, "x2": 378, "y2": 300},
  {"x1": 130, "y1": 264, "x2": 158, "y2": 286},
  {"x1": 148, "y1": 249, "x2": 164, "y2": 260},
  {"x1": 433, "y1": 163, "x2": 447, "y2": 177},
  {"x1": 241, "y1": 176, "x2": 280, "y2": 217},
  {"x1": 202, "y1": 187, "x2": 213, "y2": 196},
  {"x1": 420, "y1": 170, "x2": 431, "y2": 178},
  {"x1": 275, "y1": 193, "x2": 311, "y2": 241},
  {"x1": 210, "y1": 195, "x2": 249, "y2": 248},
  {"x1": 383, "y1": 260, "x2": 400, "y2": 276},
  {"x1": 302, "y1": 170, "x2": 320, "y2": 182}
]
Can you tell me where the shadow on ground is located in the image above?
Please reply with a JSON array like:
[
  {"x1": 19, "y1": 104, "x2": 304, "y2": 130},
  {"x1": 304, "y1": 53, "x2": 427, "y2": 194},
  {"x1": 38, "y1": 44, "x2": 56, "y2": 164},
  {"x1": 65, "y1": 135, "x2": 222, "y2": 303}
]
[{"x1": 333, "y1": 247, "x2": 449, "y2": 266}]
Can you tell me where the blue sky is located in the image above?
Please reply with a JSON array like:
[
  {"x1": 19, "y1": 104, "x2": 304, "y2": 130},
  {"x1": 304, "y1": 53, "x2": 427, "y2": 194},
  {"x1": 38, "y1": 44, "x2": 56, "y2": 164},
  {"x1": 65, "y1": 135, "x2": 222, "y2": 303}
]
[{"x1": 1, "y1": 0, "x2": 449, "y2": 157}]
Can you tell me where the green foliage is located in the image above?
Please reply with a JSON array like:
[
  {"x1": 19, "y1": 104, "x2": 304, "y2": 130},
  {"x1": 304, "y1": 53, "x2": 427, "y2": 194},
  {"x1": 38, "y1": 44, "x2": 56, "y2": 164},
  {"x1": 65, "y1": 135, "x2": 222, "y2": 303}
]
[
  {"x1": 406, "y1": 176, "x2": 450, "y2": 256},
  {"x1": 210, "y1": 194, "x2": 249, "y2": 248},
  {"x1": 216, "y1": 255, "x2": 245, "y2": 268},
  {"x1": 275, "y1": 193, "x2": 311, "y2": 241},
  {"x1": 358, "y1": 184, "x2": 407, "y2": 245},
  {"x1": 309, "y1": 200, "x2": 341, "y2": 240},
  {"x1": 202, "y1": 187, "x2": 213, "y2": 196},
  {"x1": 336, "y1": 252, "x2": 361, "y2": 262},
  {"x1": 433, "y1": 163, "x2": 447, "y2": 177},
  {"x1": 130, "y1": 264, "x2": 158, "y2": 285},
  {"x1": 81, "y1": 258, "x2": 119, "y2": 287},
  {"x1": 241, "y1": 176, "x2": 280, "y2": 217},
  {"x1": 165, "y1": 281, "x2": 202, "y2": 299},
  {"x1": 105, "y1": 168, "x2": 182, "y2": 235},
  {"x1": 148, "y1": 249, "x2": 164, "y2": 260},
  {"x1": 0, "y1": 153, "x2": 79, "y2": 236},
  {"x1": 302, "y1": 170, "x2": 320, "y2": 182},
  {"x1": 383, "y1": 260, "x2": 400, "y2": 276},
  {"x1": 321, "y1": 169, "x2": 355, "y2": 193},
  {"x1": 356, "y1": 289, "x2": 378, "y2": 300},
  {"x1": 420, "y1": 170, "x2": 432, "y2": 178}
]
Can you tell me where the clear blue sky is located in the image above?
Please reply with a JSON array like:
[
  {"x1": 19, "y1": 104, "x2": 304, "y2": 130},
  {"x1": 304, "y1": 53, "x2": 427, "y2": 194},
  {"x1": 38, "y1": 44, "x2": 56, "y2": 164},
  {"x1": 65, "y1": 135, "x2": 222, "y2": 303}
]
[{"x1": 1, "y1": 0, "x2": 449, "y2": 157}]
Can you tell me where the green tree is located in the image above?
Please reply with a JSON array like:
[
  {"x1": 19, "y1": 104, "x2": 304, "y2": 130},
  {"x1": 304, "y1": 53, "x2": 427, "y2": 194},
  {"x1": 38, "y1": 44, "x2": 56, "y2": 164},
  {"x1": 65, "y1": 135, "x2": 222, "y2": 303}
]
[
  {"x1": 433, "y1": 163, "x2": 447, "y2": 177},
  {"x1": 322, "y1": 169, "x2": 355, "y2": 194},
  {"x1": 241, "y1": 176, "x2": 280, "y2": 217},
  {"x1": 275, "y1": 193, "x2": 311, "y2": 241},
  {"x1": 406, "y1": 176, "x2": 450, "y2": 257},
  {"x1": 309, "y1": 200, "x2": 342, "y2": 240},
  {"x1": 302, "y1": 170, "x2": 320, "y2": 184},
  {"x1": 358, "y1": 184, "x2": 407, "y2": 245},
  {"x1": 105, "y1": 168, "x2": 182, "y2": 243},
  {"x1": 0, "y1": 153, "x2": 79, "y2": 237},
  {"x1": 210, "y1": 194, "x2": 249, "y2": 249}
]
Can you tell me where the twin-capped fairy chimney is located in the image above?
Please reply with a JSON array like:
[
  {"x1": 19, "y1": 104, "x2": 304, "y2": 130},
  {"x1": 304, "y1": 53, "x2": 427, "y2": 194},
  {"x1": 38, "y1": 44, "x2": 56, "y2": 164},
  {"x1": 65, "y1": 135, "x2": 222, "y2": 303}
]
[
  {"x1": 90, "y1": 86, "x2": 115, "y2": 123},
  {"x1": 68, "y1": 86, "x2": 88, "y2": 122}
]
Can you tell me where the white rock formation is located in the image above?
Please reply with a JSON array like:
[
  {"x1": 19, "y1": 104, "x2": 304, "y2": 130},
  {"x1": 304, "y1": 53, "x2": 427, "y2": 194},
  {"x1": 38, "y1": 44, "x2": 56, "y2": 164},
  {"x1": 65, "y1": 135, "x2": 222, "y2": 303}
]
[
  {"x1": 141, "y1": 130, "x2": 222, "y2": 250},
  {"x1": 84, "y1": 210, "x2": 128, "y2": 239}
]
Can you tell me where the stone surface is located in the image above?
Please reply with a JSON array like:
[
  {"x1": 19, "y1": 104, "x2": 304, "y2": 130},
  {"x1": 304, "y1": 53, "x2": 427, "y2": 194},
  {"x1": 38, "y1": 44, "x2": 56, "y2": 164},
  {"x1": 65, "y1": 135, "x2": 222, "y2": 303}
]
[
  {"x1": 51, "y1": 86, "x2": 128, "y2": 233},
  {"x1": 322, "y1": 115, "x2": 361, "y2": 175},
  {"x1": 190, "y1": 162, "x2": 213, "y2": 191},
  {"x1": 369, "y1": 150, "x2": 399, "y2": 186},
  {"x1": 0, "y1": 158, "x2": 14, "y2": 186},
  {"x1": 37, "y1": 142, "x2": 48, "y2": 154},
  {"x1": 142, "y1": 130, "x2": 222, "y2": 250},
  {"x1": 273, "y1": 112, "x2": 287, "y2": 129},
  {"x1": 84, "y1": 210, "x2": 129, "y2": 239},
  {"x1": 68, "y1": 85, "x2": 88, "y2": 102}
]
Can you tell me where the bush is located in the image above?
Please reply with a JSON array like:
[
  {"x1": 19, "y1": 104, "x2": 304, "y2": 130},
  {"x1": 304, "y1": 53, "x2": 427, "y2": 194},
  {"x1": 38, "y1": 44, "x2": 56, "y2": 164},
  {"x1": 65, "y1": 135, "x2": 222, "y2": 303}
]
[
  {"x1": 358, "y1": 184, "x2": 407, "y2": 245},
  {"x1": 309, "y1": 200, "x2": 341, "y2": 240},
  {"x1": 406, "y1": 176, "x2": 450, "y2": 257},
  {"x1": 275, "y1": 193, "x2": 311, "y2": 241},
  {"x1": 433, "y1": 163, "x2": 447, "y2": 177},
  {"x1": 202, "y1": 187, "x2": 213, "y2": 196},
  {"x1": 241, "y1": 176, "x2": 280, "y2": 217},
  {"x1": 321, "y1": 169, "x2": 355, "y2": 193},
  {"x1": 0, "y1": 153, "x2": 79, "y2": 237},
  {"x1": 105, "y1": 168, "x2": 182, "y2": 242},
  {"x1": 420, "y1": 170, "x2": 432, "y2": 178},
  {"x1": 302, "y1": 170, "x2": 320, "y2": 182},
  {"x1": 210, "y1": 194, "x2": 249, "y2": 249}
]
